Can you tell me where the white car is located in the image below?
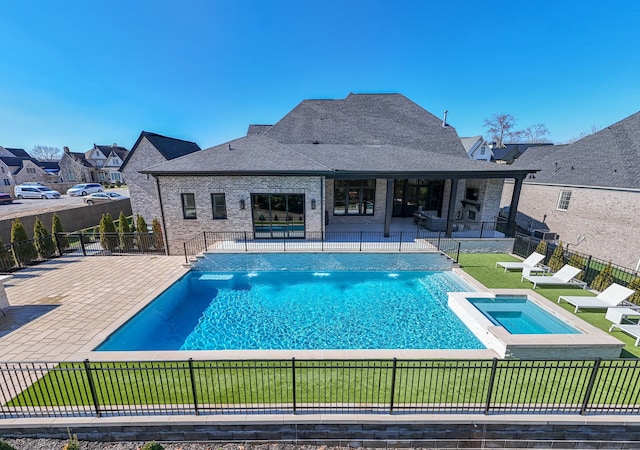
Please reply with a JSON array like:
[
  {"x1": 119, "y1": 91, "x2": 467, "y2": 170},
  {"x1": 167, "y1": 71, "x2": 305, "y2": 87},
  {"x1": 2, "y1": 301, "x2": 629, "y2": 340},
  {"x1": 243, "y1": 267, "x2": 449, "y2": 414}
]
[
  {"x1": 14, "y1": 185, "x2": 61, "y2": 199},
  {"x1": 66, "y1": 183, "x2": 104, "y2": 196}
]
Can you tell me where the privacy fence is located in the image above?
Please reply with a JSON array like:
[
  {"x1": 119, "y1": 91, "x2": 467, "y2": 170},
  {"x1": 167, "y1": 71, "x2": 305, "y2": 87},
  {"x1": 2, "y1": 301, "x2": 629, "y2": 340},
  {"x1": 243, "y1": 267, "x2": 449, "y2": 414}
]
[
  {"x1": 2, "y1": 358, "x2": 640, "y2": 419},
  {"x1": 513, "y1": 233, "x2": 639, "y2": 290}
]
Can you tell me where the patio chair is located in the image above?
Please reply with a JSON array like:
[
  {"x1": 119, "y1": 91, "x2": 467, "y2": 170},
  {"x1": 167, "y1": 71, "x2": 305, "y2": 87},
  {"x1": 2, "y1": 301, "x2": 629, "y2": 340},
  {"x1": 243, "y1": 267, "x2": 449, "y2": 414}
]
[
  {"x1": 558, "y1": 283, "x2": 635, "y2": 313},
  {"x1": 521, "y1": 264, "x2": 584, "y2": 289},
  {"x1": 609, "y1": 323, "x2": 640, "y2": 346},
  {"x1": 496, "y1": 252, "x2": 545, "y2": 273}
]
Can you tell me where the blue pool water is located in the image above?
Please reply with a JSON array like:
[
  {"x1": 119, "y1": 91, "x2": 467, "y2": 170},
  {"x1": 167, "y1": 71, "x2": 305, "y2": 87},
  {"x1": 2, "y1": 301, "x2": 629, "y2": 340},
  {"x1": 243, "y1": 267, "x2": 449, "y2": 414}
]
[
  {"x1": 467, "y1": 296, "x2": 580, "y2": 334},
  {"x1": 96, "y1": 270, "x2": 484, "y2": 351}
]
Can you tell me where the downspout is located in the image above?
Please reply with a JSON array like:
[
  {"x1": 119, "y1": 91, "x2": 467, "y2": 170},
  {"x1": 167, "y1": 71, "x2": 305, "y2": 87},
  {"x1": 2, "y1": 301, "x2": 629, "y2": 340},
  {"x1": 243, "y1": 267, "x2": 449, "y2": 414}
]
[
  {"x1": 154, "y1": 175, "x2": 170, "y2": 256},
  {"x1": 320, "y1": 175, "x2": 325, "y2": 236}
]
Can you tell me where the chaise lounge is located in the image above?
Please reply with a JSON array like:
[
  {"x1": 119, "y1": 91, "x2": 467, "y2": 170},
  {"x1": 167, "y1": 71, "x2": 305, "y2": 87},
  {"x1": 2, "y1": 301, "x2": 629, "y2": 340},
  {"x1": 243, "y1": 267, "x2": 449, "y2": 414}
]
[
  {"x1": 609, "y1": 323, "x2": 640, "y2": 346},
  {"x1": 558, "y1": 283, "x2": 635, "y2": 313},
  {"x1": 521, "y1": 264, "x2": 585, "y2": 289},
  {"x1": 496, "y1": 252, "x2": 546, "y2": 273}
]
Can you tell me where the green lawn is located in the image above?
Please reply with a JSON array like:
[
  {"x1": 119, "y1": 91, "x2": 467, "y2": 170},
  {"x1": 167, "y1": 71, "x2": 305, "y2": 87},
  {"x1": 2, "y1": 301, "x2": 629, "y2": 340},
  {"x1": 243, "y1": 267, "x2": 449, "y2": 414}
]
[{"x1": 458, "y1": 253, "x2": 640, "y2": 358}]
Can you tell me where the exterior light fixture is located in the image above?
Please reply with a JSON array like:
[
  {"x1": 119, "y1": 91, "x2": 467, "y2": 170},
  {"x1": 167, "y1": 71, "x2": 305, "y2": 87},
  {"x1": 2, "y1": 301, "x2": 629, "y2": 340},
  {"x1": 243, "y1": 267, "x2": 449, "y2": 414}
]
[
  {"x1": 311, "y1": 199, "x2": 316, "y2": 210},
  {"x1": 239, "y1": 199, "x2": 246, "y2": 210}
]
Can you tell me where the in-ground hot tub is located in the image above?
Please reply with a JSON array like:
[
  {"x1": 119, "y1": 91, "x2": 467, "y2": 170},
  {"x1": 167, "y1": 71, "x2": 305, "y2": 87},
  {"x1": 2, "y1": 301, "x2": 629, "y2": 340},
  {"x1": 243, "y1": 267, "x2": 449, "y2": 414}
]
[{"x1": 448, "y1": 289, "x2": 624, "y2": 359}]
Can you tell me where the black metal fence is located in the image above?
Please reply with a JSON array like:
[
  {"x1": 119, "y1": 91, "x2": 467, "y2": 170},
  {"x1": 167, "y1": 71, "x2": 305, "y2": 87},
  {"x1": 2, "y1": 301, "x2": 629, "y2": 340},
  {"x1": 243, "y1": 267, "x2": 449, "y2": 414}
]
[
  {"x1": 2, "y1": 358, "x2": 640, "y2": 418},
  {"x1": 182, "y1": 230, "x2": 464, "y2": 264},
  {"x1": 513, "y1": 233, "x2": 639, "y2": 289}
]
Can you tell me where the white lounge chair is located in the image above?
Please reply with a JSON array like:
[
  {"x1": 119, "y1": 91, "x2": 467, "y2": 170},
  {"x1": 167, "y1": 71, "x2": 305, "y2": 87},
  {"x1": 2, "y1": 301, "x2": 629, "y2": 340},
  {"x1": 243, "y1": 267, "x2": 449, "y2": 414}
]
[
  {"x1": 609, "y1": 324, "x2": 640, "y2": 346},
  {"x1": 521, "y1": 264, "x2": 585, "y2": 289},
  {"x1": 496, "y1": 252, "x2": 546, "y2": 273},
  {"x1": 558, "y1": 283, "x2": 635, "y2": 313}
]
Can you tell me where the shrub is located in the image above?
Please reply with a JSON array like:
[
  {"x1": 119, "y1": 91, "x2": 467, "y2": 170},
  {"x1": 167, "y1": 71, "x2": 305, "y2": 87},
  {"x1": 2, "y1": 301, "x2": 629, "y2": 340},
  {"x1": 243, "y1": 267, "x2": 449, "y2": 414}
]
[
  {"x1": 136, "y1": 215, "x2": 151, "y2": 251},
  {"x1": 62, "y1": 428, "x2": 79, "y2": 450},
  {"x1": 34, "y1": 217, "x2": 56, "y2": 259},
  {"x1": 628, "y1": 276, "x2": 640, "y2": 305},
  {"x1": 534, "y1": 240, "x2": 547, "y2": 257},
  {"x1": 117, "y1": 212, "x2": 133, "y2": 251},
  {"x1": 11, "y1": 218, "x2": 36, "y2": 265},
  {"x1": 547, "y1": 242, "x2": 565, "y2": 273},
  {"x1": 140, "y1": 442, "x2": 164, "y2": 450},
  {"x1": 567, "y1": 253, "x2": 586, "y2": 281},
  {"x1": 592, "y1": 261, "x2": 614, "y2": 292},
  {"x1": 52, "y1": 213, "x2": 69, "y2": 251},
  {"x1": 115, "y1": 180, "x2": 122, "y2": 187},
  {"x1": 0, "y1": 440, "x2": 17, "y2": 450},
  {"x1": 152, "y1": 218, "x2": 164, "y2": 251},
  {"x1": 99, "y1": 213, "x2": 117, "y2": 252},
  {"x1": 0, "y1": 235, "x2": 15, "y2": 270}
]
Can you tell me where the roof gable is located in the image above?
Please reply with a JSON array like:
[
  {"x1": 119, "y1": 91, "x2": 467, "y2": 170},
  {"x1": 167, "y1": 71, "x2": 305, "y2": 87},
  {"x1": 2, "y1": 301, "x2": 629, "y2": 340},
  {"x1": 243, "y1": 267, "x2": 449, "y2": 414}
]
[{"x1": 121, "y1": 131, "x2": 201, "y2": 171}]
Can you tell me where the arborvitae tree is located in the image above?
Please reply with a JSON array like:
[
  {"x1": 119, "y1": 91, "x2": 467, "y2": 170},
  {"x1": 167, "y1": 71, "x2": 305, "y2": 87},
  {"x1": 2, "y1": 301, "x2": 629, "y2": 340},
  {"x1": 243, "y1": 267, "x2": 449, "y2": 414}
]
[
  {"x1": 99, "y1": 213, "x2": 117, "y2": 252},
  {"x1": 152, "y1": 218, "x2": 164, "y2": 251},
  {"x1": 136, "y1": 215, "x2": 151, "y2": 251},
  {"x1": 11, "y1": 218, "x2": 36, "y2": 265},
  {"x1": 534, "y1": 240, "x2": 548, "y2": 257},
  {"x1": 33, "y1": 217, "x2": 55, "y2": 259},
  {"x1": 567, "y1": 253, "x2": 586, "y2": 281},
  {"x1": 627, "y1": 276, "x2": 640, "y2": 305},
  {"x1": 117, "y1": 211, "x2": 133, "y2": 251},
  {"x1": 547, "y1": 242, "x2": 565, "y2": 273},
  {"x1": 0, "y1": 235, "x2": 15, "y2": 270},
  {"x1": 592, "y1": 261, "x2": 615, "y2": 292},
  {"x1": 51, "y1": 213, "x2": 69, "y2": 251}
]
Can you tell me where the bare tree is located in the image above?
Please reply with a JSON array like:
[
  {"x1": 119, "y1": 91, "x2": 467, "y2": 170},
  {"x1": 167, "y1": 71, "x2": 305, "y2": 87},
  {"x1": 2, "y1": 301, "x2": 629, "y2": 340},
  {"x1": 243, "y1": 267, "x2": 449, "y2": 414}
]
[
  {"x1": 483, "y1": 113, "x2": 517, "y2": 148},
  {"x1": 30, "y1": 145, "x2": 63, "y2": 161},
  {"x1": 514, "y1": 123, "x2": 551, "y2": 143}
]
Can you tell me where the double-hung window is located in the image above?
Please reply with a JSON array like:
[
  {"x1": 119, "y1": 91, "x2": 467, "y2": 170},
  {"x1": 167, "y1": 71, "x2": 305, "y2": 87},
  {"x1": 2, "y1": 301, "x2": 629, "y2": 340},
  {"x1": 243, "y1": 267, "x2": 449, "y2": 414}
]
[
  {"x1": 211, "y1": 193, "x2": 227, "y2": 219},
  {"x1": 557, "y1": 190, "x2": 571, "y2": 211},
  {"x1": 181, "y1": 193, "x2": 197, "y2": 219}
]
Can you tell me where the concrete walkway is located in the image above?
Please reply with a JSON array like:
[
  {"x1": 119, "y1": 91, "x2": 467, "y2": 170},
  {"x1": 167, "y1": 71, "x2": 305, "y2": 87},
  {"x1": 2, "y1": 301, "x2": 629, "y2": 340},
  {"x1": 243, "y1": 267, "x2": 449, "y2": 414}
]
[{"x1": 0, "y1": 255, "x2": 187, "y2": 361}]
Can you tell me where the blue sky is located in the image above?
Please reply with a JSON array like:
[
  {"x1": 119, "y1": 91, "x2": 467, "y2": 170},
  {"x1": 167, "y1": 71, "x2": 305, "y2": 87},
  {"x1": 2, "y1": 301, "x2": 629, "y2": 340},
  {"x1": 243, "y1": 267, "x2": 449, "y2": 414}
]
[{"x1": 1, "y1": 0, "x2": 639, "y2": 154}]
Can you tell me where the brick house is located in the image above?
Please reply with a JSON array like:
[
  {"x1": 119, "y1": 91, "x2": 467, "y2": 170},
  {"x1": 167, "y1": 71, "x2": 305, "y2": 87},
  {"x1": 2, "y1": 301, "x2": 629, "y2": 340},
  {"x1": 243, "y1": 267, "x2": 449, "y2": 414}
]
[
  {"x1": 133, "y1": 94, "x2": 535, "y2": 254},
  {"x1": 0, "y1": 147, "x2": 61, "y2": 193},
  {"x1": 59, "y1": 144, "x2": 129, "y2": 184},
  {"x1": 502, "y1": 110, "x2": 640, "y2": 269},
  {"x1": 120, "y1": 132, "x2": 202, "y2": 224}
]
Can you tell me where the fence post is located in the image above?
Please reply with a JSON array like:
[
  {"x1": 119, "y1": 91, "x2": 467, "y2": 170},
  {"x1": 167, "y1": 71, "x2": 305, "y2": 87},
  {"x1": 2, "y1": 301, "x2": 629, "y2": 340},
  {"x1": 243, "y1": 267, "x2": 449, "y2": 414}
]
[
  {"x1": 580, "y1": 358, "x2": 602, "y2": 415},
  {"x1": 203, "y1": 232, "x2": 208, "y2": 252},
  {"x1": 480, "y1": 222, "x2": 484, "y2": 238},
  {"x1": 188, "y1": 358, "x2": 199, "y2": 415},
  {"x1": 484, "y1": 358, "x2": 498, "y2": 415},
  {"x1": 398, "y1": 232, "x2": 403, "y2": 252},
  {"x1": 437, "y1": 232, "x2": 441, "y2": 251},
  {"x1": 322, "y1": 232, "x2": 324, "y2": 252},
  {"x1": 80, "y1": 233, "x2": 87, "y2": 256},
  {"x1": 55, "y1": 233, "x2": 63, "y2": 257},
  {"x1": 183, "y1": 242, "x2": 188, "y2": 264},
  {"x1": 389, "y1": 358, "x2": 398, "y2": 414},
  {"x1": 526, "y1": 235, "x2": 532, "y2": 256},
  {"x1": 291, "y1": 357, "x2": 297, "y2": 415},
  {"x1": 456, "y1": 242, "x2": 461, "y2": 263},
  {"x1": 244, "y1": 231, "x2": 248, "y2": 252},
  {"x1": 359, "y1": 231, "x2": 363, "y2": 252},
  {"x1": 83, "y1": 359, "x2": 101, "y2": 417}
]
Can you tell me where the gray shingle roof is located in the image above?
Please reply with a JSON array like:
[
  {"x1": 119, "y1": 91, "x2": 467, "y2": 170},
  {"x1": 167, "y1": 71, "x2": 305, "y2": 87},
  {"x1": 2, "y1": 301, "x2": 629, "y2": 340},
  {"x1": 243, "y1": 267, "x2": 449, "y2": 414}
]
[
  {"x1": 247, "y1": 125, "x2": 272, "y2": 135},
  {"x1": 514, "y1": 111, "x2": 640, "y2": 189},
  {"x1": 143, "y1": 94, "x2": 537, "y2": 178}
]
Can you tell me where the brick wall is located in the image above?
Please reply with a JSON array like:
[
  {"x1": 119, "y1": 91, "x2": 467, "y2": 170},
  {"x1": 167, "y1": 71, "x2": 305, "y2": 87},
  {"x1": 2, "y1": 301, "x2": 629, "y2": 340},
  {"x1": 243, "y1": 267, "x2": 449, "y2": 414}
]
[{"x1": 120, "y1": 137, "x2": 163, "y2": 224}]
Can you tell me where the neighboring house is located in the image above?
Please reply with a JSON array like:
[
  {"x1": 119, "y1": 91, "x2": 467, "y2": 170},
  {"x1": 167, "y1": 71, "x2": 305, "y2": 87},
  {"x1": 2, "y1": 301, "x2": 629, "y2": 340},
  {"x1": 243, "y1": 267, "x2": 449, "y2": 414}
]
[
  {"x1": 0, "y1": 147, "x2": 61, "y2": 192},
  {"x1": 491, "y1": 142, "x2": 553, "y2": 164},
  {"x1": 59, "y1": 144, "x2": 130, "y2": 184},
  {"x1": 120, "y1": 131, "x2": 202, "y2": 224},
  {"x1": 461, "y1": 136, "x2": 493, "y2": 161},
  {"x1": 137, "y1": 94, "x2": 536, "y2": 254},
  {"x1": 502, "y1": 111, "x2": 640, "y2": 269}
]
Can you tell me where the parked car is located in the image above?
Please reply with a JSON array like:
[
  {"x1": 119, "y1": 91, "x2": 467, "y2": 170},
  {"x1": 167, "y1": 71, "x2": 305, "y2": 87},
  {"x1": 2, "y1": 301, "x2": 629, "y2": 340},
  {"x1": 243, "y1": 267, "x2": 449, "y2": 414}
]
[
  {"x1": 14, "y1": 185, "x2": 61, "y2": 199},
  {"x1": 83, "y1": 192, "x2": 128, "y2": 205},
  {"x1": 0, "y1": 192, "x2": 13, "y2": 204},
  {"x1": 66, "y1": 183, "x2": 103, "y2": 196}
]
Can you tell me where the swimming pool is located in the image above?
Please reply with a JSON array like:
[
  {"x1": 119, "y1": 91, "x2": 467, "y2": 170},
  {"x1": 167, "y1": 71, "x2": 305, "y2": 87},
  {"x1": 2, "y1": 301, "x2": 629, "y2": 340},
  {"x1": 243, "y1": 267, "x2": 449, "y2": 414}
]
[
  {"x1": 467, "y1": 296, "x2": 579, "y2": 334},
  {"x1": 96, "y1": 268, "x2": 484, "y2": 351}
]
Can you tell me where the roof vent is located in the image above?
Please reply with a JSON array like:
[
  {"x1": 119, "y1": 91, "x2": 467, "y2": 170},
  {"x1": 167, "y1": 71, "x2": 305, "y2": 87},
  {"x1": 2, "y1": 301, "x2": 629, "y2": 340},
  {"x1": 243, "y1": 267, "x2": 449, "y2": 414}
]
[
  {"x1": 228, "y1": 144, "x2": 232, "y2": 151},
  {"x1": 442, "y1": 110, "x2": 448, "y2": 127},
  {"x1": 312, "y1": 140, "x2": 319, "y2": 145}
]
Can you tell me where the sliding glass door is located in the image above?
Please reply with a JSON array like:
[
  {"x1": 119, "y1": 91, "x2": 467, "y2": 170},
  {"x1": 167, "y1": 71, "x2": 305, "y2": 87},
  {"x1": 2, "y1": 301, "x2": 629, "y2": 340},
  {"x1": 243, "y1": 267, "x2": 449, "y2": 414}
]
[{"x1": 251, "y1": 193, "x2": 305, "y2": 238}]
